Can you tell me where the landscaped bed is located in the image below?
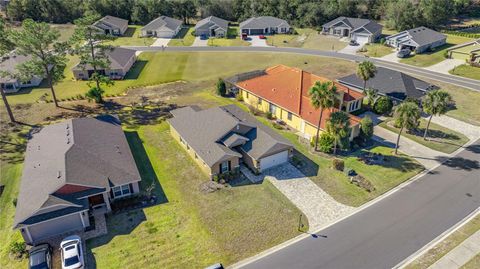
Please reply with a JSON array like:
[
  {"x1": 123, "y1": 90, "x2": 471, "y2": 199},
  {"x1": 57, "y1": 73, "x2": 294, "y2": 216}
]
[{"x1": 379, "y1": 118, "x2": 470, "y2": 154}]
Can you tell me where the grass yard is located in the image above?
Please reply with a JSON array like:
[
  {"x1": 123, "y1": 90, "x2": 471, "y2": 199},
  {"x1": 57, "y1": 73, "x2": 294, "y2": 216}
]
[
  {"x1": 400, "y1": 35, "x2": 474, "y2": 67},
  {"x1": 265, "y1": 28, "x2": 348, "y2": 51},
  {"x1": 168, "y1": 26, "x2": 196, "y2": 46},
  {"x1": 359, "y1": 43, "x2": 394, "y2": 57},
  {"x1": 207, "y1": 27, "x2": 250, "y2": 47},
  {"x1": 87, "y1": 122, "x2": 304, "y2": 268},
  {"x1": 105, "y1": 25, "x2": 155, "y2": 46},
  {"x1": 405, "y1": 214, "x2": 480, "y2": 269},
  {"x1": 462, "y1": 254, "x2": 480, "y2": 269},
  {"x1": 379, "y1": 118, "x2": 469, "y2": 154},
  {"x1": 449, "y1": 64, "x2": 480, "y2": 80}
]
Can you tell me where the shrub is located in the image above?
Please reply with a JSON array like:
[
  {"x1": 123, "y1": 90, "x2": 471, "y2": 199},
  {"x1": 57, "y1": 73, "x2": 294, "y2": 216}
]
[
  {"x1": 317, "y1": 132, "x2": 334, "y2": 153},
  {"x1": 332, "y1": 158, "x2": 344, "y2": 171},
  {"x1": 443, "y1": 50, "x2": 449, "y2": 59},
  {"x1": 9, "y1": 241, "x2": 27, "y2": 259},
  {"x1": 373, "y1": 96, "x2": 393, "y2": 115},
  {"x1": 248, "y1": 105, "x2": 260, "y2": 116},
  {"x1": 360, "y1": 116, "x2": 374, "y2": 141},
  {"x1": 272, "y1": 122, "x2": 283, "y2": 129},
  {"x1": 236, "y1": 94, "x2": 244, "y2": 101},
  {"x1": 85, "y1": 87, "x2": 105, "y2": 103},
  {"x1": 216, "y1": 78, "x2": 226, "y2": 96},
  {"x1": 380, "y1": 38, "x2": 385, "y2": 45},
  {"x1": 266, "y1": 111, "x2": 274, "y2": 120}
]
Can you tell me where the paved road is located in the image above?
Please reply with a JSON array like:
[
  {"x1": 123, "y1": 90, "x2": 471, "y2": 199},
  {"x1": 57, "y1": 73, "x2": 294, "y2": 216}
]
[
  {"x1": 237, "y1": 139, "x2": 480, "y2": 269},
  {"x1": 123, "y1": 46, "x2": 480, "y2": 92}
]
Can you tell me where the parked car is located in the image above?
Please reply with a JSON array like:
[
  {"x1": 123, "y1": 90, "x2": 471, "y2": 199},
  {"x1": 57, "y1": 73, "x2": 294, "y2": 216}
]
[
  {"x1": 241, "y1": 33, "x2": 248, "y2": 40},
  {"x1": 205, "y1": 263, "x2": 224, "y2": 269},
  {"x1": 259, "y1": 35, "x2": 266, "y2": 39},
  {"x1": 349, "y1": 40, "x2": 359, "y2": 46},
  {"x1": 397, "y1": 49, "x2": 411, "y2": 58},
  {"x1": 29, "y1": 244, "x2": 52, "y2": 269},
  {"x1": 60, "y1": 235, "x2": 84, "y2": 269},
  {"x1": 200, "y1": 34, "x2": 208, "y2": 40}
]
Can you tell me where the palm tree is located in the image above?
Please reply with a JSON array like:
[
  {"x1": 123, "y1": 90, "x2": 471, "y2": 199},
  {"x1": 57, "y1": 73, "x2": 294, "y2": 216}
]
[
  {"x1": 356, "y1": 61, "x2": 377, "y2": 91},
  {"x1": 364, "y1": 88, "x2": 378, "y2": 107},
  {"x1": 326, "y1": 111, "x2": 351, "y2": 155},
  {"x1": 422, "y1": 90, "x2": 452, "y2": 140},
  {"x1": 309, "y1": 81, "x2": 337, "y2": 151},
  {"x1": 393, "y1": 101, "x2": 421, "y2": 154}
]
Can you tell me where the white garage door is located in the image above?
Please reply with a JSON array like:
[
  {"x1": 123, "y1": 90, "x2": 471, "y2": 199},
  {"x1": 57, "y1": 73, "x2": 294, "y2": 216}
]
[
  {"x1": 353, "y1": 34, "x2": 369, "y2": 43},
  {"x1": 156, "y1": 30, "x2": 175, "y2": 38},
  {"x1": 260, "y1": 151, "x2": 289, "y2": 171},
  {"x1": 29, "y1": 213, "x2": 84, "y2": 243}
]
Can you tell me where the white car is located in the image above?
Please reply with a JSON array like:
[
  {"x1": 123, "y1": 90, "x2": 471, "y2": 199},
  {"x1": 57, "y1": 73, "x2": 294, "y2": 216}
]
[{"x1": 60, "y1": 235, "x2": 84, "y2": 269}]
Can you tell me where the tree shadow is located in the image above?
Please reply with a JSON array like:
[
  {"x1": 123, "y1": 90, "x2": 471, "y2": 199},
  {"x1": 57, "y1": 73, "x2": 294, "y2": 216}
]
[
  {"x1": 410, "y1": 128, "x2": 461, "y2": 141},
  {"x1": 436, "y1": 156, "x2": 480, "y2": 171},
  {"x1": 466, "y1": 144, "x2": 480, "y2": 154},
  {"x1": 0, "y1": 124, "x2": 40, "y2": 164},
  {"x1": 117, "y1": 102, "x2": 177, "y2": 128},
  {"x1": 124, "y1": 60, "x2": 148, "y2": 80},
  {"x1": 122, "y1": 27, "x2": 137, "y2": 37},
  {"x1": 172, "y1": 26, "x2": 190, "y2": 39},
  {"x1": 291, "y1": 149, "x2": 320, "y2": 177}
]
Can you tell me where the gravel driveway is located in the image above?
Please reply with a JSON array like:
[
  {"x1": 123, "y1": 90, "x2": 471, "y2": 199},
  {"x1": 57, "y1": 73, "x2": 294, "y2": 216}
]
[{"x1": 241, "y1": 164, "x2": 354, "y2": 231}]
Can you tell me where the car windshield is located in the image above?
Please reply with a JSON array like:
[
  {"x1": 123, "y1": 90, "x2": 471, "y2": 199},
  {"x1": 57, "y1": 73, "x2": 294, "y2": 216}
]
[
  {"x1": 30, "y1": 251, "x2": 47, "y2": 268},
  {"x1": 64, "y1": 255, "x2": 79, "y2": 266}
]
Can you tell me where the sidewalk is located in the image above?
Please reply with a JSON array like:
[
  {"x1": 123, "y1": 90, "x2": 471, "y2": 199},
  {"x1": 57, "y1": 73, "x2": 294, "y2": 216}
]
[{"x1": 428, "y1": 230, "x2": 480, "y2": 269}]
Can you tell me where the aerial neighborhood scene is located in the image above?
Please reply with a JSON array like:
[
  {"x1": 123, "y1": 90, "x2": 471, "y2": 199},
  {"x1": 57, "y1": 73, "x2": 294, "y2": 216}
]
[{"x1": 0, "y1": 0, "x2": 479, "y2": 269}]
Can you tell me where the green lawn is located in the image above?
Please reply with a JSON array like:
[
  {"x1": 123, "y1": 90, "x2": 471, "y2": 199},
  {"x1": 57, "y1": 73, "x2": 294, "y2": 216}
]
[
  {"x1": 379, "y1": 118, "x2": 469, "y2": 154},
  {"x1": 405, "y1": 215, "x2": 480, "y2": 269},
  {"x1": 264, "y1": 28, "x2": 348, "y2": 51},
  {"x1": 449, "y1": 64, "x2": 480, "y2": 80},
  {"x1": 400, "y1": 35, "x2": 475, "y2": 67},
  {"x1": 168, "y1": 26, "x2": 196, "y2": 46},
  {"x1": 87, "y1": 122, "x2": 304, "y2": 268},
  {"x1": 462, "y1": 254, "x2": 480, "y2": 269},
  {"x1": 207, "y1": 27, "x2": 250, "y2": 47},
  {"x1": 360, "y1": 43, "x2": 394, "y2": 57},
  {"x1": 105, "y1": 25, "x2": 155, "y2": 46}
]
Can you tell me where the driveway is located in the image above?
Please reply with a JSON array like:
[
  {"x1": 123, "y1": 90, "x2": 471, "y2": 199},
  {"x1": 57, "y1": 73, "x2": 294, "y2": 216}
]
[
  {"x1": 151, "y1": 38, "x2": 171, "y2": 47},
  {"x1": 241, "y1": 164, "x2": 354, "y2": 231},
  {"x1": 338, "y1": 41, "x2": 366, "y2": 55},
  {"x1": 192, "y1": 36, "x2": 208, "y2": 47},
  {"x1": 380, "y1": 52, "x2": 400, "y2": 62},
  {"x1": 247, "y1": 36, "x2": 269, "y2": 47},
  {"x1": 425, "y1": 59, "x2": 466, "y2": 74}
]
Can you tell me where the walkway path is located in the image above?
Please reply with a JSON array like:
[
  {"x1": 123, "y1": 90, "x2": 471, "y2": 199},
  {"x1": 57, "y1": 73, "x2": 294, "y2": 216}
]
[
  {"x1": 151, "y1": 38, "x2": 171, "y2": 47},
  {"x1": 425, "y1": 59, "x2": 465, "y2": 74},
  {"x1": 428, "y1": 230, "x2": 480, "y2": 269},
  {"x1": 426, "y1": 115, "x2": 480, "y2": 141},
  {"x1": 241, "y1": 164, "x2": 354, "y2": 231}
]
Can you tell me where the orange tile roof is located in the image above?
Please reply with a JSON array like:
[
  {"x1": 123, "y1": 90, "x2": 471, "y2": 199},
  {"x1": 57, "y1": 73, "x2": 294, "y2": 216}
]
[{"x1": 236, "y1": 65, "x2": 362, "y2": 129}]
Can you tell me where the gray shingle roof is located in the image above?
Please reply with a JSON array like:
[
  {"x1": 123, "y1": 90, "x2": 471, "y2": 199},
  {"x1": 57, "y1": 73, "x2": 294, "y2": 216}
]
[
  {"x1": 323, "y1": 17, "x2": 382, "y2": 34},
  {"x1": 14, "y1": 115, "x2": 141, "y2": 227},
  {"x1": 337, "y1": 67, "x2": 436, "y2": 101},
  {"x1": 72, "y1": 47, "x2": 135, "y2": 71},
  {"x1": 93, "y1": 15, "x2": 128, "y2": 30},
  {"x1": 168, "y1": 105, "x2": 292, "y2": 167},
  {"x1": 141, "y1": 16, "x2": 182, "y2": 32},
  {"x1": 195, "y1": 16, "x2": 229, "y2": 31},
  {"x1": 0, "y1": 53, "x2": 32, "y2": 83},
  {"x1": 405, "y1": 27, "x2": 446, "y2": 47},
  {"x1": 240, "y1": 16, "x2": 290, "y2": 29}
]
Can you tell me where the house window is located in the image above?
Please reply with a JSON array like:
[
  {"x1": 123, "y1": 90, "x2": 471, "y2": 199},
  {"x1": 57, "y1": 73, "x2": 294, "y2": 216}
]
[
  {"x1": 112, "y1": 184, "x2": 131, "y2": 198},
  {"x1": 246, "y1": 92, "x2": 249, "y2": 98},
  {"x1": 257, "y1": 98, "x2": 262, "y2": 105},
  {"x1": 269, "y1": 104, "x2": 277, "y2": 114},
  {"x1": 220, "y1": 160, "x2": 230, "y2": 173},
  {"x1": 287, "y1": 112, "x2": 293, "y2": 121},
  {"x1": 281, "y1": 27, "x2": 286, "y2": 33}
]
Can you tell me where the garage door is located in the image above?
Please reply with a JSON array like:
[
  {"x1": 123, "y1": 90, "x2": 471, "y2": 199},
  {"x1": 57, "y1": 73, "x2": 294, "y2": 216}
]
[
  {"x1": 155, "y1": 30, "x2": 175, "y2": 38},
  {"x1": 249, "y1": 29, "x2": 264, "y2": 35},
  {"x1": 29, "y1": 213, "x2": 84, "y2": 242},
  {"x1": 260, "y1": 151, "x2": 289, "y2": 171},
  {"x1": 353, "y1": 34, "x2": 369, "y2": 43}
]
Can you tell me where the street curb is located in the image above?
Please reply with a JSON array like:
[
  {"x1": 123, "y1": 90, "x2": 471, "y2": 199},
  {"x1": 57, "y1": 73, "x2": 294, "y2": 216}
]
[
  {"x1": 229, "y1": 137, "x2": 479, "y2": 269},
  {"x1": 393, "y1": 208, "x2": 480, "y2": 269}
]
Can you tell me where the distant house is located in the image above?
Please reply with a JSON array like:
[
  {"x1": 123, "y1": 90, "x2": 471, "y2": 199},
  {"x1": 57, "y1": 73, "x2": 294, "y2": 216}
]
[
  {"x1": 0, "y1": 52, "x2": 44, "y2": 93},
  {"x1": 168, "y1": 105, "x2": 293, "y2": 177},
  {"x1": 447, "y1": 39, "x2": 480, "y2": 63},
  {"x1": 322, "y1": 17, "x2": 382, "y2": 43},
  {"x1": 194, "y1": 16, "x2": 229, "y2": 38},
  {"x1": 337, "y1": 67, "x2": 437, "y2": 103},
  {"x1": 232, "y1": 65, "x2": 363, "y2": 141},
  {"x1": 72, "y1": 47, "x2": 136, "y2": 80},
  {"x1": 14, "y1": 116, "x2": 141, "y2": 245},
  {"x1": 93, "y1": 15, "x2": 129, "y2": 36},
  {"x1": 385, "y1": 27, "x2": 446, "y2": 53},
  {"x1": 239, "y1": 16, "x2": 290, "y2": 35},
  {"x1": 140, "y1": 16, "x2": 183, "y2": 38}
]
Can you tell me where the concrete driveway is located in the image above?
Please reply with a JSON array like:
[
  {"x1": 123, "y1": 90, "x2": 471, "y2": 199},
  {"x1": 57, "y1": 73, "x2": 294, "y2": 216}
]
[
  {"x1": 151, "y1": 38, "x2": 171, "y2": 47},
  {"x1": 339, "y1": 41, "x2": 366, "y2": 54},
  {"x1": 247, "y1": 36, "x2": 269, "y2": 47},
  {"x1": 425, "y1": 59, "x2": 465, "y2": 74},
  {"x1": 192, "y1": 36, "x2": 208, "y2": 47},
  {"x1": 241, "y1": 164, "x2": 354, "y2": 231},
  {"x1": 380, "y1": 52, "x2": 401, "y2": 62}
]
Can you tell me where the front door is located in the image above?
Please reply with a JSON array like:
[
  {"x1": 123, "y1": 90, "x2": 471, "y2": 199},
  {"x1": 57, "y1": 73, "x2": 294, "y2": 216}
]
[{"x1": 88, "y1": 194, "x2": 105, "y2": 208}]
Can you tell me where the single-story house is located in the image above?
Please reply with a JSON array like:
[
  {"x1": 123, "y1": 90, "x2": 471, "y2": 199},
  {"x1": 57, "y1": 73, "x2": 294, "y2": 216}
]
[
  {"x1": 93, "y1": 15, "x2": 129, "y2": 36},
  {"x1": 232, "y1": 65, "x2": 363, "y2": 141},
  {"x1": 194, "y1": 16, "x2": 229, "y2": 38},
  {"x1": 239, "y1": 16, "x2": 291, "y2": 35},
  {"x1": 168, "y1": 105, "x2": 293, "y2": 177},
  {"x1": 14, "y1": 116, "x2": 141, "y2": 245},
  {"x1": 385, "y1": 27, "x2": 446, "y2": 53},
  {"x1": 447, "y1": 39, "x2": 480, "y2": 63},
  {"x1": 337, "y1": 67, "x2": 437, "y2": 103},
  {"x1": 72, "y1": 47, "x2": 136, "y2": 80},
  {"x1": 140, "y1": 16, "x2": 182, "y2": 38},
  {"x1": 322, "y1": 17, "x2": 383, "y2": 43},
  {"x1": 0, "y1": 52, "x2": 44, "y2": 93}
]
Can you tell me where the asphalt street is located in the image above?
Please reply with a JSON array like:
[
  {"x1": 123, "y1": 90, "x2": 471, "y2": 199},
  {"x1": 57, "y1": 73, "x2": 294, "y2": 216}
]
[{"x1": 123, "y1": 46, "x2": 480, "y2": 92}]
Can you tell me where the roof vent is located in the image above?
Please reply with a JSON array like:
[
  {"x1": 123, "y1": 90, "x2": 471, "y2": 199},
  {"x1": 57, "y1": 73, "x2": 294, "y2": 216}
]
[
  {"x1": 57, "y1": 171, "x2": 61, "y2": 179},
  {"x1": 115, "y1": 145, "x2": 121, "y2": 153},
  {"x1": 67, "y1": 138, "x2": 70, "y2": 144},
  {"x1": 37, "y1": 145, "x2": 40, "y2": 150},
  {"x1": 66, "y1": 124, "x2": 69, "y2": 129}
]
